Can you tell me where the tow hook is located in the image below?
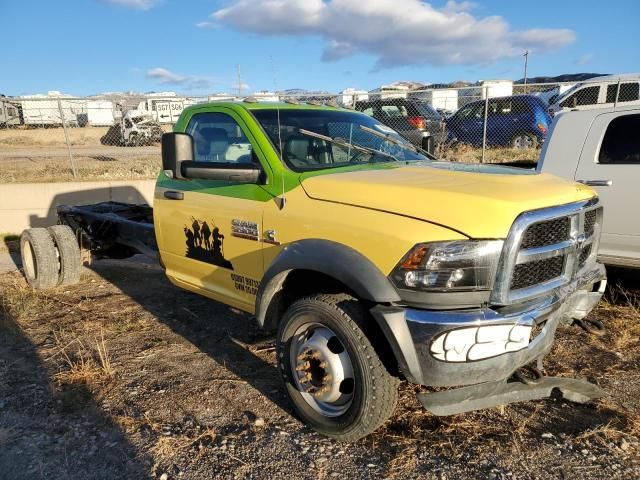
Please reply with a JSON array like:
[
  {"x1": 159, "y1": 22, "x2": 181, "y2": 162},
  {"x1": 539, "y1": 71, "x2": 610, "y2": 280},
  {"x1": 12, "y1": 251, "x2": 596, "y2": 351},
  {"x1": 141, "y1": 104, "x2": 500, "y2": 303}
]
[
  {"x1": 513, "y1": 365, "x2": 544, "y2": 385},
  {"x1": 573, "y1": 318, "x2": 606, "y2": 336}
]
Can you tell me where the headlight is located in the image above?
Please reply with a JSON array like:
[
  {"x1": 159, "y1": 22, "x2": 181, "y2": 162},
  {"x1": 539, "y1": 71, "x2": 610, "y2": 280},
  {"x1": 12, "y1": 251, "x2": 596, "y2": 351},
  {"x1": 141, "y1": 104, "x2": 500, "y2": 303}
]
[{"x1": 390, "y1": 240, "x2": 504, "y2": 292}]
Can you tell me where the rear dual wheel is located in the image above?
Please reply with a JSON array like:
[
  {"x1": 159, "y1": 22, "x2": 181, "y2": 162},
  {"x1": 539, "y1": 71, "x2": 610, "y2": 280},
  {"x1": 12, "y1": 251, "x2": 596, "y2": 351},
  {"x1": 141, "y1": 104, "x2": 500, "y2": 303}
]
[
  {"x1": 277, "y1": 294, "x2": 398, "y2": 441},
  {"x1": 20, "y1": 226, "x2": 81, "y2": 289}
]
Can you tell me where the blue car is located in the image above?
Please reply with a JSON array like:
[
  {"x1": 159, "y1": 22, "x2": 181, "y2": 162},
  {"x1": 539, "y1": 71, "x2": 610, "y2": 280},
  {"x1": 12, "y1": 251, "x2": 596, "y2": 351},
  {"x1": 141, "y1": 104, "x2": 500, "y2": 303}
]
[{"x1": 445, "y1": 95, "x2": 552, "y2": 149}]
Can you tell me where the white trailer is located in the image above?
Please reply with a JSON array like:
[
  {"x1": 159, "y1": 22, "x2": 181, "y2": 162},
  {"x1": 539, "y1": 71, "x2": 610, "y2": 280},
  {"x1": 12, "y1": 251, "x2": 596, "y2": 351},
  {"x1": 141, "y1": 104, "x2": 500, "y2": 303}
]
[
  {"x1": 413, "y1": 89, "x2": 459, "y2": 113},
  {"x1": 0, "y1": 99, "x2": 21, "y2": 126},
  {"x1": 481, "y1": 80, "x2": 513, "y2": 99},
  {"x1": 86, "y1": 100, "x2": 115, "y2": 126},
  {"x1": 369, "y1": 84, "x2": 410, "y2": 100},
  {"x1": 340, "y1": 88, "x2": 369, "y2": 107},
  {"x1": 19, "y1": 93, "x2": 85, "y2": 126}
]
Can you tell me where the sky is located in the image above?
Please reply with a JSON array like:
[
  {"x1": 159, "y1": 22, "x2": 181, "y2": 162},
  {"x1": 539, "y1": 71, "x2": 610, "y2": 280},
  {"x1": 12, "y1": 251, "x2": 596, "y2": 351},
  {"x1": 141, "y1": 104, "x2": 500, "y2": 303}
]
[{"x1": 1, "y1": 0, "x2": 638, "y2": 96}]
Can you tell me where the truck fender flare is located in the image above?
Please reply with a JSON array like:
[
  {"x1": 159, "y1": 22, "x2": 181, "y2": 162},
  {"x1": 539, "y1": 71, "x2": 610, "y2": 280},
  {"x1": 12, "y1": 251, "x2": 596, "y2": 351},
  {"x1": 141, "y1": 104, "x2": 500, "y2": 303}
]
[{"x1": 255, "y1": 239, "x2": 401, "y2": 330}]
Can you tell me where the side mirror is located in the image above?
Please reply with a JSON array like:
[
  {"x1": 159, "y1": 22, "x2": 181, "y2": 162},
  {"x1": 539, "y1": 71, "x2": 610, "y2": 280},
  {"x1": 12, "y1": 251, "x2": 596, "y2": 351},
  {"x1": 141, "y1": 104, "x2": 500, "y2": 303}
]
[
  {"x1": 180, "y1": 162, "x2": 263, "y2": 183},
  {"x1": 162, "y1": 132, "x2": 263, "y2": 184},
  {"x1": 162, "y1": 132, "x2": 194, "y2": 179}
]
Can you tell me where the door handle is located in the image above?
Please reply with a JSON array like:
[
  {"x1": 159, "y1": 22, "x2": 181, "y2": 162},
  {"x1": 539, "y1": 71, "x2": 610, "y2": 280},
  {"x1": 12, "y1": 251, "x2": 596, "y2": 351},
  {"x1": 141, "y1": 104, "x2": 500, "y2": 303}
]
[
  {"x1": 164, "y1": 190, "x2": 184, "y2": 200},
  {"x1": 577, "y1": 180, "x2": 613, "y2": 187}
]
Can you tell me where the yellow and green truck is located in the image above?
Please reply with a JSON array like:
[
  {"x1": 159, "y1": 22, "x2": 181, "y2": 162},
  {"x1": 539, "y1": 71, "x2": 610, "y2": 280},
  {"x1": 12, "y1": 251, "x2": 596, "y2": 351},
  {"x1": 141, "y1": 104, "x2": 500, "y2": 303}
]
[{"x1": 20, "y1": 101, "x2": 607, "y2": 440}]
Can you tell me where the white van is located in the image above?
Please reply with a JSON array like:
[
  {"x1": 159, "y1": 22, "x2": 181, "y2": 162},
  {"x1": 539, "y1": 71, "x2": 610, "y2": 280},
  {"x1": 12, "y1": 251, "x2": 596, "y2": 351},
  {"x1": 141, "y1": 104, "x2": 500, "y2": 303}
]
[{"x1": 549, "y1": 74, "x2": 640, "y2": 115}]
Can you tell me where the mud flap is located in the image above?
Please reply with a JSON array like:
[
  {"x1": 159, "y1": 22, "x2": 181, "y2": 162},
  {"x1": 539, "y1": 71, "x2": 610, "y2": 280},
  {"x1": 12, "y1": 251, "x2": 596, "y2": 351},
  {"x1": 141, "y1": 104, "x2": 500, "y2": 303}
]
[{"x1": 417, "y1": 377, "x2": 605, "y2": 416}]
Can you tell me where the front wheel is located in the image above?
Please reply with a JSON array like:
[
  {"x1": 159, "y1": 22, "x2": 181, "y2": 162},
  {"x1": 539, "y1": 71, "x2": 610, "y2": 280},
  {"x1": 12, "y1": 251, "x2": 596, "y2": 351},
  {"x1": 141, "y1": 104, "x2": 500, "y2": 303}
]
[{"x1": 277, "y1": 294, "x2": 398, "y2": 441}]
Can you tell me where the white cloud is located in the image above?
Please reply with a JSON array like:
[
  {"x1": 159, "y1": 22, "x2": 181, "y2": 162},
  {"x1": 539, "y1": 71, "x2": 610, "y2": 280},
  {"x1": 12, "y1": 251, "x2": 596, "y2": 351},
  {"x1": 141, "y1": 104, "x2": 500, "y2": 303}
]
[
  {"x1": 102, "y1": 0, "x2": 158, "y2": 10},
  {"x1": 575, "y1": 53, "x2": 594, "y2": 66},
  {"x1": 146, "y1": 67, "x2": 213, "y2": 90},
  {"x1": 195, "y1": 21, "x2": 218, "y2": 29},
  {"x1": 207, "y1": 0, "x2": 575, "y2": 68}
]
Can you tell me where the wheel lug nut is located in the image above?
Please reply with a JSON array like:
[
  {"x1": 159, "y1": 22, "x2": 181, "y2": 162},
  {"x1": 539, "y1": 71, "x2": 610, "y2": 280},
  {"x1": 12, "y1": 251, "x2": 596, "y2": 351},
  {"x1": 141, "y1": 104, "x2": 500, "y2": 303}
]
[{"x1": 295, "y1": 361, "x2": 310, "y2": 371}]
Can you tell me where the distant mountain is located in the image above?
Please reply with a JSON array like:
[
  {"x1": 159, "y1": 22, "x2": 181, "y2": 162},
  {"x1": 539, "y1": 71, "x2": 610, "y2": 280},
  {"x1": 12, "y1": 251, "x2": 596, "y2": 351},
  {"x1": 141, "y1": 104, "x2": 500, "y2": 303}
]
[{"x1": 515, "y1": 73, "x2": 607, "y2": 84}]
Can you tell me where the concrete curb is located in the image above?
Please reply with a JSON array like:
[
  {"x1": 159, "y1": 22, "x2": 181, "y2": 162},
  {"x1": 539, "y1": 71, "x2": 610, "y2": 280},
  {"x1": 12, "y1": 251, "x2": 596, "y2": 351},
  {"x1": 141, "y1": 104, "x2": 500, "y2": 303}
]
[{"x1": 0, "y1": 180, "x2": 155, "y2": 233}]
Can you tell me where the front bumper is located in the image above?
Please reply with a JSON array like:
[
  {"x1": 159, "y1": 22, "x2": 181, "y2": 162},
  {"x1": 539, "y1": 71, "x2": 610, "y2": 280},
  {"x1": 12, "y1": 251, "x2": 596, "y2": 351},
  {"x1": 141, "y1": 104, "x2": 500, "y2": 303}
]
[{"x1": 371, "y1": 263, "x2": 606, "y2": 388}]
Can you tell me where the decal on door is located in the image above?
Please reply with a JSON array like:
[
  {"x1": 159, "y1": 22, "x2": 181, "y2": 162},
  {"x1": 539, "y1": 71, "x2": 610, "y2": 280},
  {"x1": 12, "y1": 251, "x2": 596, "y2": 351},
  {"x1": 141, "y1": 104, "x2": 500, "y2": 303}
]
[{"x1": 184, "y1": 217, "x2": 233, "y2": 270}]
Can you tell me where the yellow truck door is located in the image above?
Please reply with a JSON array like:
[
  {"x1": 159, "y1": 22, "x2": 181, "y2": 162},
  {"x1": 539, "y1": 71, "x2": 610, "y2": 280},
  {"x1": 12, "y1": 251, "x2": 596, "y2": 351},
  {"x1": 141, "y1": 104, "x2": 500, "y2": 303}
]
[{"x1": 154, "y1": 110, "x2": 271, "y2": 313}]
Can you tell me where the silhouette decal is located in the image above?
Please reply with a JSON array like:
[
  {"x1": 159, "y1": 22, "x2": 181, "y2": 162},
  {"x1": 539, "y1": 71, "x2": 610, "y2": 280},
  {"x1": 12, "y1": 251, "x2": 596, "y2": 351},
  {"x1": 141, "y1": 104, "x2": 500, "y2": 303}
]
[{"x1": 184, "y1": 217, "x2": 233, "y2": 270}]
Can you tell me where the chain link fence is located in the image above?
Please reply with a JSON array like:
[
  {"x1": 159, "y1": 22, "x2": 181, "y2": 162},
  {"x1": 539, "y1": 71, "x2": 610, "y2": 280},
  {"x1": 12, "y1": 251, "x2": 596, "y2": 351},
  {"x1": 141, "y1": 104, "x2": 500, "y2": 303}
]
[{"x1": 1, "y1": 78, "x2": 638, "y2": 183}]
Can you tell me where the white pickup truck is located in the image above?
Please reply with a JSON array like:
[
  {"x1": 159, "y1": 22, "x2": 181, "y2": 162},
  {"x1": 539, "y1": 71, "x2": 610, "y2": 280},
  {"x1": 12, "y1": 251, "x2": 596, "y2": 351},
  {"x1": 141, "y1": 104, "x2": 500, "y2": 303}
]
[{"x1": 537, "y1": 104, "x2": 640, "y2": 267}]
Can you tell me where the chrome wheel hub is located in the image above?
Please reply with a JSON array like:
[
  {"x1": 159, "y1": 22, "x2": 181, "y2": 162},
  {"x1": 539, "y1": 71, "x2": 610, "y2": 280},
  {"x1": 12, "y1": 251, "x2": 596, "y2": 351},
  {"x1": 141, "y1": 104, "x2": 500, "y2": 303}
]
[
  {"x1": 290, "y1": 323, "x2": 355, "y2": 417},
  {"x1": 514, "y1": 135, "x2": 533, "y2": 149}
]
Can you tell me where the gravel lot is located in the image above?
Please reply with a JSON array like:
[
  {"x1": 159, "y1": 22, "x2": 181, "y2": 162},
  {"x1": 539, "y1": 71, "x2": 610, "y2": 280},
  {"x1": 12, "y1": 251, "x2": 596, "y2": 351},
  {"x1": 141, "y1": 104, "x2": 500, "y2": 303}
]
[{"x1": 0, "y1": 253, "x2": 638, "y2": 479}]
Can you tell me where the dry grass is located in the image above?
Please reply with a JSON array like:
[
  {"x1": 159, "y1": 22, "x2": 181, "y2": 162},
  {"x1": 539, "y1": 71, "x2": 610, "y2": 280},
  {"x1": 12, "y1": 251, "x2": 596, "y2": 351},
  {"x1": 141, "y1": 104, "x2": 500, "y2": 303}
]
[
  {"x1": 0, "y1": 155, "x2": 161, "y2": 183},
  {"x1": 52, "y1": 330, "x2": 115, "y2": 385},
  {"x1": 0, "y1": 125, "x2": 171, "y2": 148},
  {"x1": 438, "y1": 142, "x2": 539, "y2": 165},
  {"x1": 0, "y1": 277, "x2": 51, "y2": 319},
  {"x1": 151, "y1": 427, "x2": 218, "y2": 460},
  {"x1": 0, "y1": 233, "x2": 20, "y2": 253}
]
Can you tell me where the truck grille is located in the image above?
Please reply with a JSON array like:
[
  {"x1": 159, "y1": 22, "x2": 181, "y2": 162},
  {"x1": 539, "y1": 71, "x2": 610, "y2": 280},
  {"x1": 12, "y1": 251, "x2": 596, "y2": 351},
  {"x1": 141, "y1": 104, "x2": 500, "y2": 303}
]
[
  {"x1": 492, "y1": 200, "x2": 603, "y2": 305},
  {"x1": 584, "y1": 210, "x2": 597, "y2": 236},
  {"x1": 511, "y1": 256, "x2": 566, "y2": 290},
  {"x1": 520, "y1": 217, "x2": 570, "y2": 249}
]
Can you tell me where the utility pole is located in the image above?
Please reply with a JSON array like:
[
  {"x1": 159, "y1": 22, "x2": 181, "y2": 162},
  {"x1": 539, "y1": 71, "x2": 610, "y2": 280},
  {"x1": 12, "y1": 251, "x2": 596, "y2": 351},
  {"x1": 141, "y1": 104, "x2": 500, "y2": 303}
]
[
  {"x1": 236, "y1": 64, "x2": 242, "y2": 97},
  {"x1": 523, "y1": 50, "x2": 529, "y2": 93}
]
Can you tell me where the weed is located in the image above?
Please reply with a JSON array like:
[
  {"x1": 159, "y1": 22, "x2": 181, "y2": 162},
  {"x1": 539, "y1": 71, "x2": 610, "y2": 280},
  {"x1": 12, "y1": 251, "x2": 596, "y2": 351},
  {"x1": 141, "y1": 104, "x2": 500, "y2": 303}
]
[
  {"x1": 0, "y1": 277, "x2": 50, "y2": 319},
  {"x1": 52, "y1": 329, "x2": 115, "y2": 385}
]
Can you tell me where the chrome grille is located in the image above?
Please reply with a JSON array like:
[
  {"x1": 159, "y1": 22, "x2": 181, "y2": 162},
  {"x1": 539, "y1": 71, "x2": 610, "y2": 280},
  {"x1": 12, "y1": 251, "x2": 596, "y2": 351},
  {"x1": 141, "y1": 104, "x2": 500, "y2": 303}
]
[
  {"x1": 511, "y1": 256, "x2": 566, "y2": 290},
  {"x1": 520, "y1": 217, "x2": 570, "y2": 249},
  {"x1": 579, "y1": 244, "x2": 592, "y2": 265},
  {"x1": 584, "y1": 210, "x2": 597, "y2": 236},
  {"x1": 492, "y1": 199, "x2": 603, "y2": 305}
]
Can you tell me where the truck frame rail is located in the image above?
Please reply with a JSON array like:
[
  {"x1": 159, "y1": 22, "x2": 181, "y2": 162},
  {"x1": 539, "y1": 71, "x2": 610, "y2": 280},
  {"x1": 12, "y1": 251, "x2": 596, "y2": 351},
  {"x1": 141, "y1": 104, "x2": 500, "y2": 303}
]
[{"x1": 57, "y1": 201, "x2": 158, "y2": 260}]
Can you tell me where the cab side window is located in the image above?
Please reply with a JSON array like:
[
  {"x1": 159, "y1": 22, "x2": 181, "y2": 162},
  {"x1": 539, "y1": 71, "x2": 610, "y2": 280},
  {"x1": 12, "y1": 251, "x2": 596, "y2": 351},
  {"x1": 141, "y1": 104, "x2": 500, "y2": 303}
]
[
  {"x1": 187, "y1": 112, "x2": 255, "y2": 164},
  {"x1": 598, "y1": 114, "x2": 640, "y2": 164},
  {"x1": 606, "y1": 83, "x2": 640, "y2": 103},
  {"x1": 561, "y1": 86, "x2": 599, "y2": 108}
]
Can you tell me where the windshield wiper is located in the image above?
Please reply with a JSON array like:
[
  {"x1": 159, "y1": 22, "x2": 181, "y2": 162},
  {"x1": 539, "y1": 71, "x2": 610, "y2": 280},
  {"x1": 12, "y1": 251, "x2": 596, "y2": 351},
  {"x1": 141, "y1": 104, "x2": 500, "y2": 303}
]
[
  {"x1": 358, "y1": 125, "x2": 437, "y2": 160},
  {"x1": 298, "y1": 128, "x2": 399, "y2": 163}
]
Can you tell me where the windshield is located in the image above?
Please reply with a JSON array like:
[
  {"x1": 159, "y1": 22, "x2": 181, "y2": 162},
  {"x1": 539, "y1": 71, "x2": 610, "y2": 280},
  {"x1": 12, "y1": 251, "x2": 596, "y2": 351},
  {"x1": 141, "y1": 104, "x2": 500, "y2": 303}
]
[{"x1": 251, "y1": 108, "x2": 429, "y2": 171}]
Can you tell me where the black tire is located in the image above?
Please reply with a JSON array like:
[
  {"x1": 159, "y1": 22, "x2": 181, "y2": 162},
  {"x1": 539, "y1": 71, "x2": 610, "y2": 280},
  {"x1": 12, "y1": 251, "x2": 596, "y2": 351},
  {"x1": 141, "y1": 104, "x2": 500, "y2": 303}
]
[
  {"x1": 277, "y1": 294, "x2": 398, "y2": 441},
  {"x1": 47, "y1": 225, "x2": 81, "y2": 286},
  {"x1": 19, "y1": 228, "x2": 58, "y2": 290}
]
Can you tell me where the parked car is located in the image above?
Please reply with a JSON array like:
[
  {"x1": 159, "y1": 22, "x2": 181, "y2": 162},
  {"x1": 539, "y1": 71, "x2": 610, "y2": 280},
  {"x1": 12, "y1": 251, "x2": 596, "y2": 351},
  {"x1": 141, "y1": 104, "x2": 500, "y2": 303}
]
[
  {"x1": 548, "y1": 74, "x2": 640, "y2": 116},
  {"x1": 354, "y1": 98, "x2": 447, "y2": 148},
  {"x1": 537, "y1": 104, "x2": 640, "y2": 267},
  {"x1": 445, "y1": 95, "x2": 552, "y2": 149}
]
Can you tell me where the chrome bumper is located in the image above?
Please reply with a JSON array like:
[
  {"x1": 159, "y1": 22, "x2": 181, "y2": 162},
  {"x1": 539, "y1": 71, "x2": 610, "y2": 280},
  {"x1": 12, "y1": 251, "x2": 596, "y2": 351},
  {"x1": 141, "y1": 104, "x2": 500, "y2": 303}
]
[{"x1": 371, "y1": 263, "x2": 606, "y2": 387}]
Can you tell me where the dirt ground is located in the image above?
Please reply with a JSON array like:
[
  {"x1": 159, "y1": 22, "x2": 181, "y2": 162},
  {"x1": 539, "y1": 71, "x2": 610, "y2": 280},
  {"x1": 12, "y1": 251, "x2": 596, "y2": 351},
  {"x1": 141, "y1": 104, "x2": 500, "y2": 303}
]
[{"x1": 0, "y1": 251, "x2": 638, "y2": 480}]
